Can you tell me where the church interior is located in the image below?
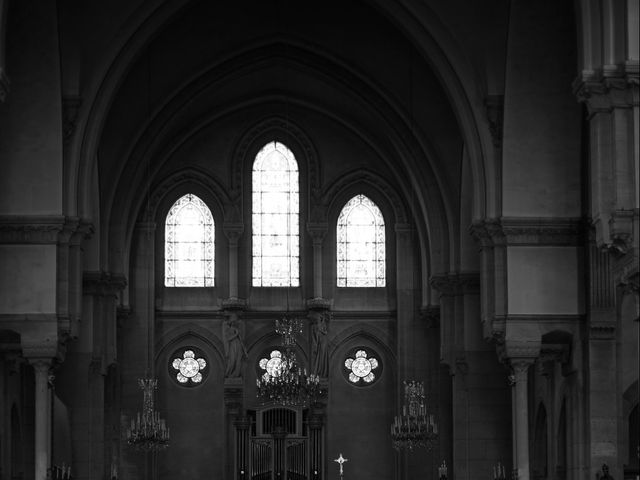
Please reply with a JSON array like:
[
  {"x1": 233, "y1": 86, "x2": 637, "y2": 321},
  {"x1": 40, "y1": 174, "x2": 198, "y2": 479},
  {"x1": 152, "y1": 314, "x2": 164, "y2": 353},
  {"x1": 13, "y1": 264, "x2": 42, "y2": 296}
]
[{"x1": 0, "y1": 0, "x2": 638, "y2": 479}]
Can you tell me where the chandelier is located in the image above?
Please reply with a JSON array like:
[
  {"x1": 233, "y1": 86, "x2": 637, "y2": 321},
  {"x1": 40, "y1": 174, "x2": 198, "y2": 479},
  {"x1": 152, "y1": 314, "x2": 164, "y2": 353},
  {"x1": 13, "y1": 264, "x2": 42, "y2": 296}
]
[
  {"x1": 256, "y1": 315, "x2": 323, "y2": 406},
  {"x1": 126, "y1": 378, "x2": 170, "y2": 450},
  {"x1": 391, "y1": 380, "x2": 438, "y2": 451}
]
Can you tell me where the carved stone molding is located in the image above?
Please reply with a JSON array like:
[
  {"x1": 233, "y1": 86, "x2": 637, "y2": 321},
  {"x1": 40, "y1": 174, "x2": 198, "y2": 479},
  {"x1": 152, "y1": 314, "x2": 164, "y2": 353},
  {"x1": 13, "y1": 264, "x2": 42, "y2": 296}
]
[
  {"x1": 83, "y1": 271, "x2": 127, "y2": 297},
  {"x1": 116, "y1": 306, "x2": 132, "y2": 328},
  {"x1": 430, "y1": 272, "x2": 480, "y2": 296},
  {"x1": 222, "y1": 297, "x2": 247, "y2": 311},
  {"x1": 470, "y1": 217, "x2": 584, "y2": 247},
  {"x1": 321, "y1": 169, "x2": 408, "y2": 224},
  {"x1": 538, "y1": 343, "x2": 570, "y2": 366},
  {"x1": 147, "y1": 168, "x2": 232, "y2": 222},
  {"x1": 231, "y1": 116, "x2": 321, "y2": 196},
  {"x1": 455, "y1": 357, "x2": 469, "y2": 376},
  {"x1": 63, "y1": 95, "x2": 82, "y2": 145},
  {"x1": 306, "y1": 297, "x2": 332, "y2": 311},
  {"x1": 574, "y1": 74, "x2": 640, "y2": 116},
  {"x1": 223, "y1": 222, "x2": 244, "y2": 243},
  {"x1": 510, "y1": 359, "x2": 534, "y2": 383},
  {"x1": 484, "y1": 95, "x2": 504, "y2": 149},
  {"x1": 589, "y1": 320, "x2": 616, "y2": 340},
  {"x1": 306, "y1": 222, "x2": 328, "y2": 244},
  {"x1": 503, "y1": 341, "x2": 541, "y2": 363},
  {"x1": 606, "y1": 209, "x2": 637, "y2": 255},
  {"x1": 0, "y1": 215, "x2": 87, "y2": 245},
  {"x1": 0, "y1": 67, "x2": 9, "y2": 102},
  {"x1": 420, "y1": 305, "x2": 440, "y2": 328}
]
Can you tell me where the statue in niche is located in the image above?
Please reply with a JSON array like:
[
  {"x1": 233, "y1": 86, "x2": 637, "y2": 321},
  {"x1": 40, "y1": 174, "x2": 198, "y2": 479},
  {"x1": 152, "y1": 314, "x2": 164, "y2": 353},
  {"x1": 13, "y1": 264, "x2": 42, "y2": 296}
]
[
  {"x1": 223, "y1": 312, "x2": 247, "y2": 378},
  {"x1": 310, "y1": 310, "x2": 329, "y2": 377}
]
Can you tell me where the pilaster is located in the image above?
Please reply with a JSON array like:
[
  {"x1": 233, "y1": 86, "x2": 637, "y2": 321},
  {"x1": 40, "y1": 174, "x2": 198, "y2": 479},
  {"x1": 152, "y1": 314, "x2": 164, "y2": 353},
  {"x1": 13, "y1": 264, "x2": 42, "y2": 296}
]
[
  {"x1": 224, "y1": 378, "x2": 244, "y2": 480},
  {"x1": 307, "y1": 222, "x2": 328, "y2": 300},
  {"x1": 223, "y1": 221, "x2": 244, "y2": 300},
  {"x1": 28, "y1": 358, "x2": 53, "y2": 480}
]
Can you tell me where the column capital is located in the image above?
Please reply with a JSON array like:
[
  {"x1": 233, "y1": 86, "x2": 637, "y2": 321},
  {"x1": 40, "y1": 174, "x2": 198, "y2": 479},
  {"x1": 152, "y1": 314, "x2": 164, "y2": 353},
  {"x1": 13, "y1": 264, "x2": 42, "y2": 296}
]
[
  {"x1": 223, "y1": 222, "x2": 244, "y2": 243},
  {"x1": 306, "y1": 222, "x2": 328, "y2": 244},
  {"x1": 430, "y1": 272, "x2": 480, "y2": 296},
  {"x1": 83, "y1": 271, "x2": 127, "y2": 297},
  {"x1": 0, "y1": 215, "x2": 86, "y2": 245},
  {"x1": 28, "y1": 357, "x2": 53, "y2": 373},
  {"x1": 509, "y1": 359, "x2": 534, "y2": 382},
  {"x1": 574, "y1": 74, "x2": 639, "y2": 116}
]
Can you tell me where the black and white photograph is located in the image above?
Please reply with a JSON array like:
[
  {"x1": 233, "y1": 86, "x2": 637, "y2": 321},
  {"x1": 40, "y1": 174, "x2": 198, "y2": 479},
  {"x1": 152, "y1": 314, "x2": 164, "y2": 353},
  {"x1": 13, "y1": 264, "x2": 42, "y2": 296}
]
[{"x1": 0, "y1": 1, "x2": 638, "y2": 479}]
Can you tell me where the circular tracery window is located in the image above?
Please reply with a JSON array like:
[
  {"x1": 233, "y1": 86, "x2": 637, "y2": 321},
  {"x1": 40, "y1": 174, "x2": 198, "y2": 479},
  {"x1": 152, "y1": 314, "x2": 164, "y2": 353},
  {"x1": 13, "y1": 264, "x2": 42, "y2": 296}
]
[
  {"x1": 258, "y1": 350, "x2": 286, "y2": 379},
  {"x1": 169, "y1": 348, "x2": 208, "y2": 387},
  {"x1": 343, "y1": 348, "x2": 382, "y2": 386}
]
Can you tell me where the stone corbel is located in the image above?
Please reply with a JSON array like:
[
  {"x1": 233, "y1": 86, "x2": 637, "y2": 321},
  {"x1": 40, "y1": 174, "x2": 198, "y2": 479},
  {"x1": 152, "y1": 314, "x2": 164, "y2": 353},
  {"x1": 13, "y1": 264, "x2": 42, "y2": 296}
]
[
  {"x1": 306, "y1": 297, "x2": 331, "y2": 311},
  {"x1": 62, "y1": 95, "x2": 82, "y2": 145},
  {"x1": 607, "y1": 209, "x2": 636, "y2": 255},
  {"x1": 221, "y1": 297, "x2": 247, "y2": 310},
  {"x1": 420, "y1": 305, "x2": 440, "y2": 328},
  {"x1": 0, "y1": 67, "x2": 9, "y2": 102},
  {"x1": 223, "y1": 377, "x2": 244, "y2": 415},
  {"x1": 83, "y1": 271, "x2": 127, "y2": 297},
  {"x1": 484, "y1": 95, "x2": 504, "y2": 149}
]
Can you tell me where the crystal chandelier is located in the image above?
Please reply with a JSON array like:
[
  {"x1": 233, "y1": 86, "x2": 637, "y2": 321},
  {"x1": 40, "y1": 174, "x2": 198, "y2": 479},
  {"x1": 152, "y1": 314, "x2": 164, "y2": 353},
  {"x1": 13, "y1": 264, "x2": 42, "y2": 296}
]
[
  {"x1": 256, "y1": 315, "x2": 323, "y2": 406},
  {"x1": 391, "y1": 380, "x2": 438, "y2": 450},
  {"x1": 127, "y1": 378, "x2": 169, "y2": 450}
]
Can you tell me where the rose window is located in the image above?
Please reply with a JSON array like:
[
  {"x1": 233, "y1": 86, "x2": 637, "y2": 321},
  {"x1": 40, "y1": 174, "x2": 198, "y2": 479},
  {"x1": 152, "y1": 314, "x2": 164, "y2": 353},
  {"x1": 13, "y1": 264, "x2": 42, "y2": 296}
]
[
  {"x1": 171, "y1": 349, "x2": 207, "y2": 385},
  {"x1": 259, "y1": 350, "x2": 286, "y2": 378},
  {"x1": 344, "y1": 349, "x2": 380, "y2": 384}
]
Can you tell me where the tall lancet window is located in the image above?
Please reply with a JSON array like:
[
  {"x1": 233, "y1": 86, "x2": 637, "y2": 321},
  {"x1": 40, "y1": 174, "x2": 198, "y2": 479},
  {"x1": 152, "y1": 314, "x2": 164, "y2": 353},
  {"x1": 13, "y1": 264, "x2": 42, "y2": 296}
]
[
  {"x1": 252, "y1": 141, "x2": 300, "y2": 287},
  {"x1": 337, "y1": 194, "x2": 386, "y2": 287},
  {"x1": 165, "y1": 194, "x2": 215, "y2": 287}
]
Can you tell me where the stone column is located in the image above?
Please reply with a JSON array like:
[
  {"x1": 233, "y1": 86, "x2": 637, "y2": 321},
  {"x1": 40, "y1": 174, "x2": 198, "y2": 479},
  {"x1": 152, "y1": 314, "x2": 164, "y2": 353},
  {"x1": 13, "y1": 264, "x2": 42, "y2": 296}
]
[
  {"x1": 224, "y1": 378, "x2": 243, "y2": 480},
  {"x1": 510, "y1": 360, "x2": 534, "y2": 480},
  {"x1": 306, "y1": 223, "x2": 328, "y2": 300},
  {"x1": 223, "y1": 223, "x2": 244, "y2": 300},
  {"x1": 309, "y1": 414, "x2": 324, "y2": 480},
  {"x1": 233, "y1": 416, "x2": 251, "y2": 480},
  {"x1": 31, "y1": 359, "x2": 52, "y2": 480}
]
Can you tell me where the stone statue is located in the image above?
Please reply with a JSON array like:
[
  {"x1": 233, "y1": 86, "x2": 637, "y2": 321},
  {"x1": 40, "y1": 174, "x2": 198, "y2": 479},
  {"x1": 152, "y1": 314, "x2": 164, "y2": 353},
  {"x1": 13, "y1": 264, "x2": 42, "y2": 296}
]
[
  {"x1": 597, "y1": 464, "x2": 614, "y2": 480},
  {"x1": 310, "y1": 310, "x2": 329, "y2": 377},
  {"x1": 223, "y1": 312, "x2": 247, "y2": 378}
]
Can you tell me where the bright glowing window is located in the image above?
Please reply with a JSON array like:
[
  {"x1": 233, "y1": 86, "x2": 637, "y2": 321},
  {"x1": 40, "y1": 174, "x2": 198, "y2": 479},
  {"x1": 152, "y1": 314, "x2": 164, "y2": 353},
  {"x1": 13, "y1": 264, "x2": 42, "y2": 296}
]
[
  {"x1": 165, "y1": 194, "x2": 214, "y2": 287},
  {"x1": 252, "y1": 142, "x2": 299, "y2": 287},
  {"x1": 337, "y1": 194, "x2": 385, "y2": 287},
  {"x1": 344, "y1": 349, "x2": 381, "y2": 385},
  {"x1": 259, "y1": 350, "x2": 286, "y2": 378},
  {"x1": 170, "y1": 348, "x2": 208, "y2": 386}
]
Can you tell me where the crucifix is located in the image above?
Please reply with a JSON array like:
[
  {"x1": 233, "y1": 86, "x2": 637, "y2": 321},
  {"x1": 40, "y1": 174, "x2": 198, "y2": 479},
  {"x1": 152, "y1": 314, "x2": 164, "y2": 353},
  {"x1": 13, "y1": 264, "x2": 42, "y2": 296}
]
[{"x1": 333, "y1": 453, "x2": 348, "y2": 478}]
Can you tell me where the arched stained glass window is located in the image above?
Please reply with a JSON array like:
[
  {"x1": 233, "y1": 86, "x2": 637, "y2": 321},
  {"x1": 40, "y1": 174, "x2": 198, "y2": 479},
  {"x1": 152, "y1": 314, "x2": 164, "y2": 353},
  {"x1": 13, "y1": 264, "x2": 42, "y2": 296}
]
[
  {"x1": 337, "y1": 194, "x2": 385, "y2": 287},
  {"x1": 252, "y1": 142, "x2": 299, "y2": 287},
  {"x1": 165, "y1": 194, "x2": 214, "y2": 287}
]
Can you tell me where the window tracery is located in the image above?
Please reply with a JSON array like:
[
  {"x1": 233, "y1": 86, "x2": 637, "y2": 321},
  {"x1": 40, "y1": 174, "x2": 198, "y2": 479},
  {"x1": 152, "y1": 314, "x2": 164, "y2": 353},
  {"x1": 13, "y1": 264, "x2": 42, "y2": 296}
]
[
  {"x1": 252, "y1": 142, "x2": 299, "y2": 287},
  {"x1": 344, "y1": 348, "x2": 381, "y2": 385},
  {"x1": 170, "y1": 348, "x2": 208, "y2": 386},
  {"x1": 337, "y1": 194, "x2": 386, "y2": 287},
  {"x1": 165, "y1": 194, "x2": 214, "y2": 287}
]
